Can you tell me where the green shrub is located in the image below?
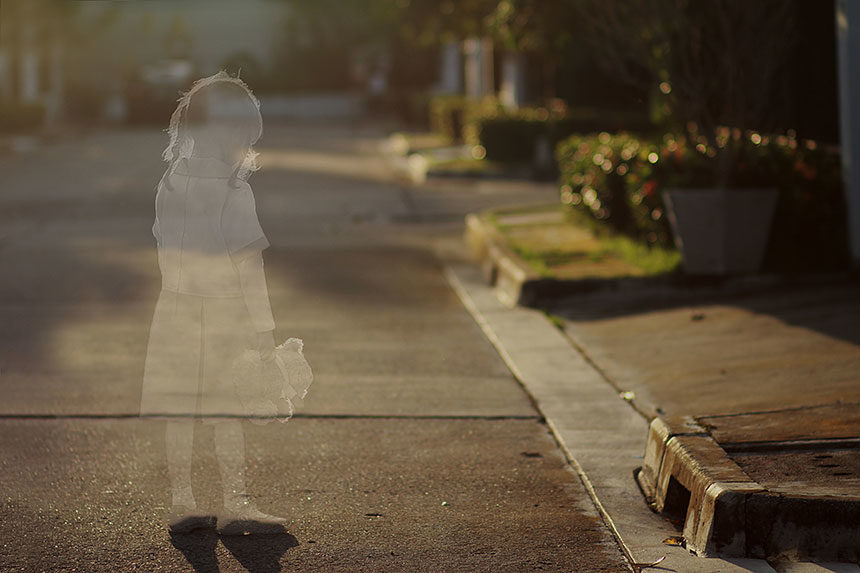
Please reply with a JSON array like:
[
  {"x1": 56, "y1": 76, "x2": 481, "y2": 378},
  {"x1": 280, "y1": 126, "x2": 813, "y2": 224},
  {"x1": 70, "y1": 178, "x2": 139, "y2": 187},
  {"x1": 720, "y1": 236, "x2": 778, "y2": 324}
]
[
  {"x1": 428, "y1": 95, "x2": 469, "y2": 141},
  {"x1": 428, "y1": 94, "x2": 654, "y2": 161},
  {"x1": 0, "y1": 100, "x2": 45, "y2": 133},
  {"x1": 468, "y1": 104, "x2": 654, "y2": 165},
  {"x1": 469, "y1": 115, "x2": 546, "y2": 162},
  {"x1": 405, "y1": 92, "x2": 433, "y2": 128},
  {"x1": 555, "y1": 130, "x2": 848, "y2": 271},
  {"x1": 428, "y1": 95, "x2": 503, "y2": 142}
]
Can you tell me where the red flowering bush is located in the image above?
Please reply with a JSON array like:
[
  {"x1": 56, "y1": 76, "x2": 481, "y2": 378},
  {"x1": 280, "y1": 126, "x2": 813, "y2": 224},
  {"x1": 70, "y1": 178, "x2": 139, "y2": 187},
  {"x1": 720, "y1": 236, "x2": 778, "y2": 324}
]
[
  {"x1": 556, "y1": 130, "x2": 848, "y2": 270},
  {"x1": 555, "y1": 132, "x2": 674, "y2": 246}
]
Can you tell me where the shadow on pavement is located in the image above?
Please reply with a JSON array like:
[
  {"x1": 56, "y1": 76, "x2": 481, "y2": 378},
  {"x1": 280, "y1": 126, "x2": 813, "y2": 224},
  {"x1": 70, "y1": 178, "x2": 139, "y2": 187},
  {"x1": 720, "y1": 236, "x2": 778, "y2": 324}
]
[
  {"x1": 220, "y1": 531, "x2": 299, "y2": 573},
  {"x1": 548, "y1": 279, "x2": 860, "y2": 348},
  {"x1": 169, "y1": 530, "x2": 220, "y2": 572},
  {"x1": 170, "y1": 528, "x2": 298, "y2": 572},
  {"x1": 734, "y1": 281, "x2": 860, "y2": 347}
]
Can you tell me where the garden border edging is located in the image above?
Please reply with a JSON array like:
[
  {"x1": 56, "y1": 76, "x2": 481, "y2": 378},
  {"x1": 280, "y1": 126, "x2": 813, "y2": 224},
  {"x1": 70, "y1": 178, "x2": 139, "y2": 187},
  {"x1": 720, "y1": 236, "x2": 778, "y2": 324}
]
[{"x1": 464, "y1": 210, "x2": 645, "y2": 308}]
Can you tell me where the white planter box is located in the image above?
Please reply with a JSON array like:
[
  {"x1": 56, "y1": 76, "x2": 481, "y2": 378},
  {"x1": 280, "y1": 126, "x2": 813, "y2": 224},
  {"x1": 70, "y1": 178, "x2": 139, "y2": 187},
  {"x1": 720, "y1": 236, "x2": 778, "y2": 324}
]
[{"x1": 662, "y1": 188, "x2": 779, "y2": 275}]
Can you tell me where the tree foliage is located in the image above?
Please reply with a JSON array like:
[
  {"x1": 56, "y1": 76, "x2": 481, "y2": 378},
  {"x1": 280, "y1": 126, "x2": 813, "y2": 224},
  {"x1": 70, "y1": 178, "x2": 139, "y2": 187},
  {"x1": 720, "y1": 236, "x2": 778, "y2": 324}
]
[
  {"x1": 571, "y1": 0, "x2": 797, "y2": 185},
  {"x1": 485, "y1": 0, "x2": 578, "y2": 54}
]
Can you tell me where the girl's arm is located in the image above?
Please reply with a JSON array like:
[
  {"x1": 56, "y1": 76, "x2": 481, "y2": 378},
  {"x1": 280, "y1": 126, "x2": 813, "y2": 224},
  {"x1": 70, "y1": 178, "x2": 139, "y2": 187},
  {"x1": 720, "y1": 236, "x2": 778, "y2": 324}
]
[
  {"x1": 225, "y1": 183, "x2": 275, "y2": 356},
  {"x1": 237, "y1": 251, "x2": 276, "y2": 358}
]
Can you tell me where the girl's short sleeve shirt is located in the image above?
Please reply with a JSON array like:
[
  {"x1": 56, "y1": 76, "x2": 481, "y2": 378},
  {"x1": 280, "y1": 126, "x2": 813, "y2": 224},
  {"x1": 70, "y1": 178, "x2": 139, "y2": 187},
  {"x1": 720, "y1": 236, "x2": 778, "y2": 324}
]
[{"x1": 153, "y1": 157, "x2": 269, "y2": 297}]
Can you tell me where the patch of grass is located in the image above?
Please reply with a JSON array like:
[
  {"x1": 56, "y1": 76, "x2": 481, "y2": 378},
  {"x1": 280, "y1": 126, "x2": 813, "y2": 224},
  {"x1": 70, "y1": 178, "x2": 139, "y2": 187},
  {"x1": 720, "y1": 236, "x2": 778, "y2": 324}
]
[
  {"x1": 493, "y1": 204, "x2": 568, "y2": 218},
  {"x1": 600, "y1": 234, "x2": 681, "y2": 275},
  {"x1": 510, "y1": 244, "x2": 553, "y2": 277},
  {"x1": 588, "y1": 251, "x2": 608, "y2": 264},
  {"x1": 562, "y1": 208, "x2": 681, "y2": 275},
  {"x1": 488, "y1": 205, "x2": 681, "y2": 279}
]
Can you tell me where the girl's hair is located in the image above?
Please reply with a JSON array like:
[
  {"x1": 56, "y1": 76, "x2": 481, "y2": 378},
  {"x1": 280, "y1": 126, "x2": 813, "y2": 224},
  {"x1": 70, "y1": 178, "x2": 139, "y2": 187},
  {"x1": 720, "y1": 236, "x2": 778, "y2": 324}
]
[{"x1": 161, "y1": 71, "x2": 263, "y2": 189}]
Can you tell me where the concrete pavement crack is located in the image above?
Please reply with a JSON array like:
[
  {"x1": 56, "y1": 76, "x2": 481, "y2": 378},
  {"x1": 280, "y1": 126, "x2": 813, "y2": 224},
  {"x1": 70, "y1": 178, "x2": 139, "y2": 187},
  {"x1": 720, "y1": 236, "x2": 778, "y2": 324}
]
[{"x1": 0, "y1": 413, "x2": 543, "y2": 421}]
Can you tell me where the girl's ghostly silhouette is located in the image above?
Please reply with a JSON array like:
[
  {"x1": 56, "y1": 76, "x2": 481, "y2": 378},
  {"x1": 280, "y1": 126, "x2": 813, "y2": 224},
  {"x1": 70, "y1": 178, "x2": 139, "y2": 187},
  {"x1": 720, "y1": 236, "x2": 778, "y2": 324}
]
[{"x1": 141, "y1": 71, "x2": 284, "y2": 534}]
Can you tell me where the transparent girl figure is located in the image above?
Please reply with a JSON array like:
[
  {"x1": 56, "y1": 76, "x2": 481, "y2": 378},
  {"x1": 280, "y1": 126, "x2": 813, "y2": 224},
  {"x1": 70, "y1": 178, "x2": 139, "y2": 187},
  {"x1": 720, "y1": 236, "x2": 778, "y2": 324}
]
[{"x1": 141, "y1": 71, "x2": 294, "y2": 535}]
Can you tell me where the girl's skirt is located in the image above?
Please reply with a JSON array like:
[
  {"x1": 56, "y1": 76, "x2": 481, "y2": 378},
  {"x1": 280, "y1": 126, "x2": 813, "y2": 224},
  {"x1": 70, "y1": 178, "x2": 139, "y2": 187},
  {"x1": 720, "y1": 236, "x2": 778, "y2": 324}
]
[{"x1": 141, "y1": 289, "x2": 255, "y2": 422}]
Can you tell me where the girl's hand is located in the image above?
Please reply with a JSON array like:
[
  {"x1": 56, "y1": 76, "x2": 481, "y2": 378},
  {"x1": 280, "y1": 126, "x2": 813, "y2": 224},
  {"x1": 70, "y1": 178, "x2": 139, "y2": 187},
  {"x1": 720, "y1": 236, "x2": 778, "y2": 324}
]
[{"x1": 257, "y1": 330, "x2": 276, "y2": 361}]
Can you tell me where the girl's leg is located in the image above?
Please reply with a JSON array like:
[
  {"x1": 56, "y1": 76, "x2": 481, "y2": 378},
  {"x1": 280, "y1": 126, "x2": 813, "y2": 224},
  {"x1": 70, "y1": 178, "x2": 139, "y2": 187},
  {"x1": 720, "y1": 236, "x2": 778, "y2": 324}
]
[
  {"x1": 214, "y1": 420, "x2": 287, "y2": 530},
  {"x1": 166, "y1": 420, "x2": 196, "y2": 508},
  {"x1": 213, "y1": 420, "x2": 248, "y2": 510}
]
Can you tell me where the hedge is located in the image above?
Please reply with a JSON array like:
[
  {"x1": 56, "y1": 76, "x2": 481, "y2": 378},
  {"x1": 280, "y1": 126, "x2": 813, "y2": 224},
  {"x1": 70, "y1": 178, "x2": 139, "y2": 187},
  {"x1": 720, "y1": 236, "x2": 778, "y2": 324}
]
[
  {"x1": 428, "y1": 94, "x2": 654, "y2": 168},
  {"x1": 427, "y1": 94, "x2": 654, "y2": 155},
  {"x1": 427, "y1": 95, "x2": 476, "y2": 142},
  {"x1": 469, "y1": 106, "x2": 654, "y2": 165}
]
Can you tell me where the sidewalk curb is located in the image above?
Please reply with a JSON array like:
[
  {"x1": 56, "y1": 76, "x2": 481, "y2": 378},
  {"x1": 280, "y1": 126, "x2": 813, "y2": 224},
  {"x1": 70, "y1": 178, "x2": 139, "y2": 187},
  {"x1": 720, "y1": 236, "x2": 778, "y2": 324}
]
[
  {"x1": 444, "y1": 263, "x2": 779, "y2": 573},
  {"x1": 638, "y1": 417, "x2": 766, "y2": 557},
  {"x1": 465, "y1": 212, "x2": 537, "y2": 307},
  {"x1": 638, "y1": 416, "x2": 860, "y2": 562}
]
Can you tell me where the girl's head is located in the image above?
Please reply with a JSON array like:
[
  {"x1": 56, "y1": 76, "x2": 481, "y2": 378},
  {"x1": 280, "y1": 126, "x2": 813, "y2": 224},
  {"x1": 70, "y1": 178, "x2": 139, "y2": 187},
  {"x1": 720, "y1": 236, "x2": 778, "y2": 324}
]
[{"x1": 162, "y1": 71, "x2": 262, "y2": 185}]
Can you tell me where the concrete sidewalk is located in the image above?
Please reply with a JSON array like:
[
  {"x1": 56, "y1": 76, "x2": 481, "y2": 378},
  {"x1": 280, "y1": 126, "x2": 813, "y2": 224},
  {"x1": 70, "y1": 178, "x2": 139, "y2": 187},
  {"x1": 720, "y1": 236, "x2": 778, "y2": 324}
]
[
  {"x1": 551, "y1": 281, "x2": 860, "y2": 563},
  {"x1": 460, "y1": 213, "x2": 860, "y2": 569}
]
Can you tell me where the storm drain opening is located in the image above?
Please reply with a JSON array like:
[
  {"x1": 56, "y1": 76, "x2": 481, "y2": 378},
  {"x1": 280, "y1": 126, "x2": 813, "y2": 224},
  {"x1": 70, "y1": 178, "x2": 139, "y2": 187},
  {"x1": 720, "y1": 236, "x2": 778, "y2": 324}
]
[{"x1": 662, "y1": 475, "x2": 692, "y2": 531}]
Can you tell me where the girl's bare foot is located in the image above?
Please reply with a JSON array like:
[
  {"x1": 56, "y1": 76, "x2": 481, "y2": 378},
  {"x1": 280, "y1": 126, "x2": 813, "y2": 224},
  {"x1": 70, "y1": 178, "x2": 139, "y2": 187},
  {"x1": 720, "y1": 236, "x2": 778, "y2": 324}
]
[
  {"x1": 167, "y1": 504, "x2": 216, "y2": 534},
  {"x1": 217, "y1": 494, "x2": 287, "y2": 535}
]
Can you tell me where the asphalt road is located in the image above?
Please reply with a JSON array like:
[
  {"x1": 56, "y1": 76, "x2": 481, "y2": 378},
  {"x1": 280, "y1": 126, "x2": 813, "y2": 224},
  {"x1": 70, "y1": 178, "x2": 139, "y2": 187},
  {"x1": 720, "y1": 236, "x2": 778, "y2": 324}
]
[{"x1": 0, "y1": 123, "x2": 629, "y2": 572}]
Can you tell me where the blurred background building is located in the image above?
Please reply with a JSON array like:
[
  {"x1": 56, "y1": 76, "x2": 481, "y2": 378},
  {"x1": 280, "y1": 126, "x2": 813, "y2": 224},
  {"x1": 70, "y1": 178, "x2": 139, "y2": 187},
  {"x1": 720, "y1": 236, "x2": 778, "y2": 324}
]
[
  {"x1": 0, "y1": 0, "x2": 856, "y2": 264},
  {"x1": 0, "y1": 0, "x2": 839, "y2": 136}
]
